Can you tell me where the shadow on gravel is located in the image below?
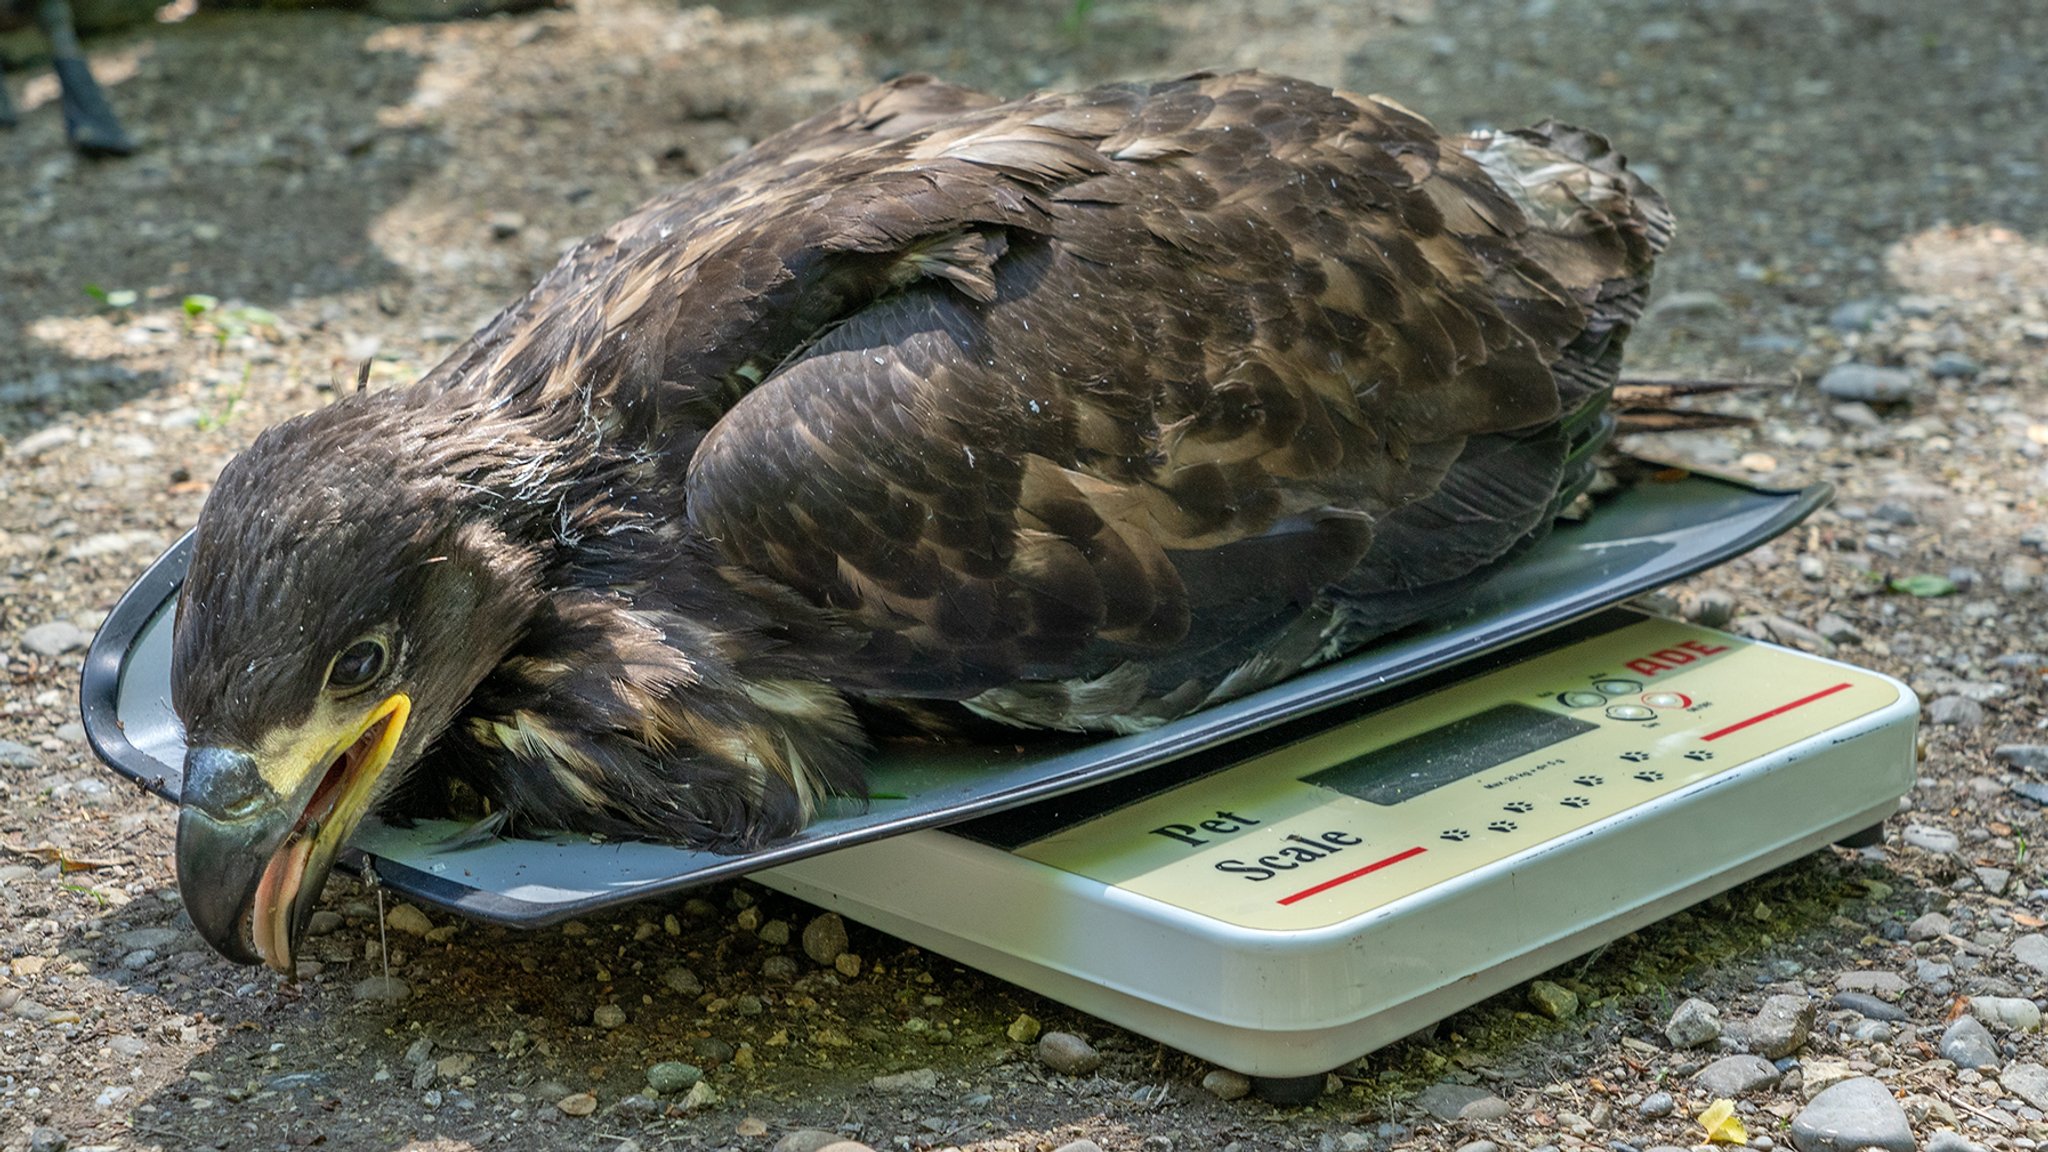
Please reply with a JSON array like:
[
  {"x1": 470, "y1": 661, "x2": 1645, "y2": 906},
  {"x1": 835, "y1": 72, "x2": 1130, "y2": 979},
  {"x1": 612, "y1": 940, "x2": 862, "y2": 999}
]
[{"x1": 0, "y1": 12, "x2": 441, "y2": 441}]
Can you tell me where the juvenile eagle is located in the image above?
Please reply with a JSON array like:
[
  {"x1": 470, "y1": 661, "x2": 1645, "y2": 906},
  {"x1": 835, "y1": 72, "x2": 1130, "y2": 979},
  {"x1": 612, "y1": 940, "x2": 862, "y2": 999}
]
[{"x1": 170, "y1": 71, "x2": 1669, "y2": 970}]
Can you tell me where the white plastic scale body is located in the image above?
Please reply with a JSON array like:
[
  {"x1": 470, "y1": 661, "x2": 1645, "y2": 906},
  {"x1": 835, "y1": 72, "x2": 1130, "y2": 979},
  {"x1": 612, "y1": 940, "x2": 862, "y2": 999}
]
[{"x1": 758, "y1": 612, "x2": 1915, "y2": 1086}]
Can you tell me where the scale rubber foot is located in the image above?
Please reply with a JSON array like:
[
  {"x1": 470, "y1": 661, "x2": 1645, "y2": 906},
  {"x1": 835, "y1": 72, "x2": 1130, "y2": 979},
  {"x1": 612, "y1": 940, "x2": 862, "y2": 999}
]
[
  {"x1": 1834, "y1": 823, "x2": 1885, "y2": 850},
  {"x1": 1251, "y1": 1074, "x2": 1326, "y2": 1106}
]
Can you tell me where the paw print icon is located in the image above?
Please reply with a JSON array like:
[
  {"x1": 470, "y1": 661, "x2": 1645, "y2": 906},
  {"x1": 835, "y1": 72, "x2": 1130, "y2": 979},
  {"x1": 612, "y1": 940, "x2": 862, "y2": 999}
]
[
  {"x1": 1573, "y1": 775, "x2": 1605, "y2": 787},
  {"x1": 1633, "y1": 770, "x2": 1666, "y2": 783},
  {"x1": 1440, "y1": 829, "x2": 1471, "y2": 842},
  {"x1": 1619, "y1": 751, "x2": 1651, "y2": 763},
  {"x1": 1561, "y1": 796, "x2": 1591, "y2": 809},
  {"x1": 1503, "y1": 801, "x2": 1535, "y2": 814},
  {"x1": 1488, "y1": 819, "x2": 1518, "y2": 833},
  {"x1": 1684, "y1": 750, "x2": 1715, "y2": 762}
]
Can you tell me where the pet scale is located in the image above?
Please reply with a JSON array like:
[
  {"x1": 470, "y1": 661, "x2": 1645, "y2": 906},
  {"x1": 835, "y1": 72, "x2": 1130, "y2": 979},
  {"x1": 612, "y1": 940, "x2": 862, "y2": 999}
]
[{"x1": 84, "y1": 472, "x2": 1916, "y2": 1099}]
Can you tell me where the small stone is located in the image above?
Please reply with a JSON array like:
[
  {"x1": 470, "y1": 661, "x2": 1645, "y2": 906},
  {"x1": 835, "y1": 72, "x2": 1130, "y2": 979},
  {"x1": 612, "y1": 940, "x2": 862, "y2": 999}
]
[
  {"x1": 1927, "y1": 1132, "x2": 1987, "y2": 1152},
  {"x1": 1797, "y1": 1060, "x2": 1863, "y2": 1100},
  {"x1": 762, "y1": 954, "x2": 798, "y2": 981},
  {"x1": 1849, "y1": 1020, "x2": 1893, "y2": 1044},
  {"x1": 384, "y1": 903, "x2": 432, "y2": 936},
  {"x1": 1817, "y1": 363, "x2": 1914, "y2": 403},
  {"x1": 678, "y1": 1080, "x2": 721, "y2": 1110},
  {"x1": 1828, "y1": 299, "x2": 1884, "y2": 331},
  {"x1": 1975, "y1": 867, "x2": 2011, "y2": 895},
  {"x1": 1968, "y1": 995, "x2": 2041, "y2": 1031},
  {"x1": 1414, "y1": 1082, "x2": 1511, "y2": 1122},
  {"x1": 802, "y1": 913, "x2": 848, "y2": 965},
  {"x1": 758, "y1": 919, "x2": 790, "y2": 946},
  {"x1": 1835, "y1": 969, "x2": 1909, "y2": 999},
  {"x1": 1693, "y1": 1055, "x2": 1781, "y2": 1097},
  {"x1": 1051, "y1": 1143, "x2": 1104, "y2": 1152},
  {"x1": 1906, "y1": 912, "x2": 1951, "y2": 941},
  {"x1": 1929, "y1": 351, "x2": 1980, "y2": 379},
  {"x1": 1830, "y1": 991, "x2": 1905, "y2": 1021},
  {"x1": 1927, "y1": 696, "x2": 1984, "y2": 729},
  {"x1": 1686, "y1": 588, "x2": 1738, "y2": 628},
  {"x1": 488, "y1": 212, "x2": 525, "y2": 239},
  {"x1": 1036, "y1": 1032, "x2": 1102, "y2": 1076},
  {"x1": 2010, "y1": 933, "x2": 2048, "y2": 975},
  {"x1": 662, "y1": 966, "x2": 702, "y2": 996},
  {"x1": 611, "y1": 1093, "x2": 661, "y2": 1119},
  {"x1": 1940, "y1": 1016, "x2": 2001, "y2": 1070},
  {"x1": 20, "y1": 621, "x2": 91, "y2": 657},
  {"x1": 871, "y1": 1067, "x2": 938, "y2": 1092},
  {"x1": 12, "y1": 426, "x2": 77, "y2": 459},
  {"x1": 1638, "y1": 1091, "x2": 1675, "y2": 1118},
  {"x1": 1902, "y1": 824, "x2": 1960, "y2": 854},
  {"x1": 1454, "y1": 1142, "x2": 1498, "y2": 1152},
  {"x1": 1790, "y1": 1077, "x2": 1913, "y2": 1152},
  {"x1": 1996, "y1": 745, "x2": 2048, "y2": 772},
  {"x1": 403, "y1": 1037, "x2": 435, "y2": 1065},
  {"x1": 646, "y1": 1061, "x2": 701, "y2": 1094},
  {"x1": 1007, "y1": 1013, "x2": 1042, "y2": 1043},
  {"x1": 1527, "y1": 979, "x2": 1578, "y2": 1020},
  {"x1": 306, "y1": 910, "x2": 344, "y2": 936},
  {"x1": 28, "y1": 1127, "x2": 67, "y2": 1152},
  {"x1": 1202, "y1": 1068, "x2": 1251, "y2": 1100},
  {"x1": 1750, "y1": 994, "x2": 1814, "y2": 1059},
  {"x1": 834, "y1": 953, "x2": 862, "y2": 978},
  {"x1": 592, "y1": 1004, "x2": 626, "y2": 1029},
  {"x1": 556, "y1": 1091, "x2": 598, "y2": 1117},
  {"x1": 1812, "y1": 614, "x2": 1860, "y2": 644},
  {"x1": 1665, "y1": 997, "x2": 1723, "y2": 1048},
  {"x1": 772, "y1": 1133, "x2": 843, "y2": 1152},
  {"x1": 352, "y1": 976, "x2": 410, "y2": 1003},
  {"x1": 2002, "y1": 1063, "x2": 2048, "y2": 1110},
  {"x1": 0, "y1": 740, "x2": 41, "y2": 768}
]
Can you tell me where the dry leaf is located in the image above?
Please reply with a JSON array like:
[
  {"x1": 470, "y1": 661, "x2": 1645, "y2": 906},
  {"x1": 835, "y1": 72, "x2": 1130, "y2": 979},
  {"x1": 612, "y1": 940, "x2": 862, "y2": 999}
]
[
  {"x1": 1, "y1": 842, "x2": 125, "y2": 873},
  {"x1": 1699, "y1": 1098, "x2": 1748, "y2": 1144}
]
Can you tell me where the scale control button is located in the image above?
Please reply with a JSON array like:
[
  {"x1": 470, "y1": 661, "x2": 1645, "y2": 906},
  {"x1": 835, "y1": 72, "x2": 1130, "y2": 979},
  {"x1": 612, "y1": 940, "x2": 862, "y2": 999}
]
[
  {"x1": 1440, "y1": 829, "x2": 1470, "y2": 842},
  {"x1": 1685, "y1": 750, "x2": 1715, "y2": 762},
  {"x1": 1561, "y1": 795, "x2": 1592, "y2": 809},
  {"x1": 1573, "y1": 774, "x2": 1604, "y2": 787},
  {"x1": 1643, "y1": 692, "x2": 1692, "y2": 709},
  {"x1": 1558, "y1": 690, "x2": 1608, "y2": 709},
  {"x1": 1594, "y1": 679, "x2": 1643, "y2": 696},
  {"x1": 1619, "y1": 751, "x2": 1651, "y2": 763},
  {"x1": 1606, "y1": 704, "x2": 1656, "y2": 721},
  {"x1": 1502, "y1": 801, "x2": 1535, "y2": 814},
  {"x1": 1634, "y1": 769, "x2": 1666, "y2": 782},
  {"x1": 1488, "y1": 819, "x2": 1518, "y2": 833}
]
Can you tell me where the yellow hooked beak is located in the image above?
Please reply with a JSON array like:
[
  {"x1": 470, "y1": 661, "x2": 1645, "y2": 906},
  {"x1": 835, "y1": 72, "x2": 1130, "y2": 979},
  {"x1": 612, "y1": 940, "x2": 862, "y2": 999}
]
[{"x1": 176, "y1": 693, "x2": 411, "y2": 972}]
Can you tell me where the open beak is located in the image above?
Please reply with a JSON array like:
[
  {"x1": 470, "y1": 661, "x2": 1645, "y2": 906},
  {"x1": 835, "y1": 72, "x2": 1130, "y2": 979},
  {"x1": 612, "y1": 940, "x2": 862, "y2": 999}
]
[{"x1": 176, "y1": 694, "x2": 410, "y2": 972}]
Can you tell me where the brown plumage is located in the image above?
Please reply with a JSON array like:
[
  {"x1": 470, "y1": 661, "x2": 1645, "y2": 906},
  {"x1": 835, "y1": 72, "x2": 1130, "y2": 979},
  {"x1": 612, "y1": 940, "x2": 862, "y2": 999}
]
[{"x1": 167, "y1": 71, "x2": 1668, "y2": 970}]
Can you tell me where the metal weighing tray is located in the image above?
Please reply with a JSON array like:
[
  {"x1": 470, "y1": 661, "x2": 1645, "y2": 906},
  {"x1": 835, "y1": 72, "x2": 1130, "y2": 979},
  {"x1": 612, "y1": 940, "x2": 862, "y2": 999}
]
[{"x1": 82, "y1": 471, "x2": 1828, "y2": 927}]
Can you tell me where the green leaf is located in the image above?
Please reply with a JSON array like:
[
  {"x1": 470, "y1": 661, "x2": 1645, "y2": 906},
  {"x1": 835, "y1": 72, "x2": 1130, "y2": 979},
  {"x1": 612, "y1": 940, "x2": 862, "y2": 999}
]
[
  {"x1": 1889, "y1": 573, "x2": 1957, "y2": 598},
  {"x1": 183, "y1": 293, "x2": 219, "y2": 316},
  {"x1": 83, "y1": 283, "x2": 109, "y2": 304}
]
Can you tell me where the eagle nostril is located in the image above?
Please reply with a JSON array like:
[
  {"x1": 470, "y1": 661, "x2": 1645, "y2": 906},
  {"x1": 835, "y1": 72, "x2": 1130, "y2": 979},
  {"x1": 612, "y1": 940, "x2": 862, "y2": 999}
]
[{"x1": 181, "y1": 746, "x2": 272, "y2": 822}]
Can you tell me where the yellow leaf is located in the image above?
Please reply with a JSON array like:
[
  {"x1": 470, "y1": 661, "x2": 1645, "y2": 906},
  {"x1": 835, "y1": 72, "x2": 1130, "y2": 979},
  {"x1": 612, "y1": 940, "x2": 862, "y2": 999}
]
[{"x1": 1699, "y1": 1098, "x2": 1749, "y2": 1144}]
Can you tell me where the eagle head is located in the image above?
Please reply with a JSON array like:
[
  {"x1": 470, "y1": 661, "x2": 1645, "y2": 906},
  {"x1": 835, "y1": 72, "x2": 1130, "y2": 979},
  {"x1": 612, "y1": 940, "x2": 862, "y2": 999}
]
[{"x1": 169, "y1": 394, "x2": 545, "y2": 971}]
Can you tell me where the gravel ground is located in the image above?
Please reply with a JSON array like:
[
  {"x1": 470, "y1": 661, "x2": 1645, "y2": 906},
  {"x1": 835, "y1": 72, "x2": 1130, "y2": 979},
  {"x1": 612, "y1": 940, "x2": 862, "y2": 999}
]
[{"x1": 4, "y1": 0, "x2": 2048, "y2": 1149}]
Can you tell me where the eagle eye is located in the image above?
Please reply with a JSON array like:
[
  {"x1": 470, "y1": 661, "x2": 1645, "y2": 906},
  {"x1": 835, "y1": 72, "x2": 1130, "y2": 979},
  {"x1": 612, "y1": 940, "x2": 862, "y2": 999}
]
[{"x1": 327, "y1": 638, "x2": 388, "y2": 693}]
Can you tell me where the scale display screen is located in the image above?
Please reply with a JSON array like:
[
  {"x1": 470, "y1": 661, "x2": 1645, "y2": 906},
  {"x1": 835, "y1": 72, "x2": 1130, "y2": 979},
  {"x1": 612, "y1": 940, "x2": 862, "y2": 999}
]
[{"x1": 1306, "y1": 704, "x2": 1597, "y2": 806}]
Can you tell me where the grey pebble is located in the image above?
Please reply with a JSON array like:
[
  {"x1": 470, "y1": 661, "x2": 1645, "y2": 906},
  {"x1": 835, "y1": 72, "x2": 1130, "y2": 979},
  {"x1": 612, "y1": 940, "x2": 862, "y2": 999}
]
[
  {"x1": 306, "y1": 910, "x2": 344, "y2": 936},
  {"x1": 1202, "y1": 1069, "x2": 1251, "y2": 1100},
  {"x1": 0, "y1": 740, "x2": 41, "y2": 769},
  {"x1": 1750, "y1": 994, "x2": 1814, "y2": 1059},
  {"x1": 1693, "y1": 1054, "x2": 1782, "y2": 1097},
  {"x1": 114, "y1": 927, "x2": 180, "y2": 951},
  {"x1": 1926, "y1": 1132, "x2": 1987, "y2": 1152},
  {"x1": 1830, "y1": 991, "x2": 1905, "y2": 1022},
  {"x1": 758, "y1": 918, "x2": 790, "y2": 946},
  {"x1": 1849, "y1": 1020, "x2": 1893, "y2": 1044},
  {"x1": 20, "y1": 621, "x2": 92, "y2": 657},
  {"x1": 662, "y1": 966, "x2": 702, "y2": 996},
  {"x1": 28, "y1": 1128, "x2": 66, "y2": 1152},
  {"x1": 1665, "y1": 998, "x2": 1723, "y2": 1048},
  {"x1": 610, "y1": 1093, "x2": 661, "y2": 1119},
  {"x1": 1976, "y1": 866, "x2": 2011, "y2": 895},
  {"x1": 1901, "y1": 824, "x2": 1960, "y2": 854},
  {"x1": 351, "y1": 976, "x2": 411, "y2": 1003},
  {"x1": 1828, "y1": 300, "x2": 1884, "y2": 332},
  {"x1": 403, "y1": 1037, "x2": 434, "y2": 1065},
  {"x1": 1638, "y1": 1091, "x2": 1675, "y2": 1118},
  {"x1": 1812, "y1": 614, "x2": 1860, "y2": 644},
  {"x1": 1685, "y1": 588, "x2": 1738, "y2": 628},
  {"x1": 592, "y1": 1004, "x2": 626, "y2": 1029},
  {"x1": 1906, "y1": 911, "x2": 1951, "y2": 941},
  {"x1": 2002, "y1": 1062, "x2": 2048, "y2": 1111},
  {"x1": 645, "y1": 1061, "x2": 700, "y2": 1094},
  {"x1": 871, "y1": 1067, "x2": 939, "y2": 1093},
  {"x1": 762, "y1": 954, "x2": 798, "y2": 981},
  {"x1": 1929, "y1": 351, "x2": 1980, "y2": 379},
  {"x1": 1036, "y1": 1032, "x2": 1102, "y2": 1076},
  {"x1": 2011, "y1": 933, "x2": 2048, "y2": 975},
  {"x1": 1994, "y1": 745, "x2": 2048, "y2": 772},
  {"x1": 1455, "y1": 1142, "x2": 1500, "y2": 1152},
  {"x1": 1818, "y1": 363, "x2": 1914, "y2": 403},
  {"x1": 384, "y1": 903, "x2": 433, "y2": 937},
  {"x1": 1790, "y1": 1077, "x2": 1913, "y2": 1152},
  {"x1": 1970, "y1": 996, "x2": 2042, "y2": 1031},
  {"x1": 1413, "y1": 1082, "x2": 1511, "y2": 1122},
  {"x1": 1052, "y1": 1142, "x2": 1104, "y2": 1152},
  {"x1": 1940, "y1": 1015, "x2": 2001, "y2": 1070},
  {"x1": 802, "y1": 913, "x2": 849, "y2": 966},
  {"x1": 1927, "y1": 696, "x2": 1985, "y2": 729}
]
